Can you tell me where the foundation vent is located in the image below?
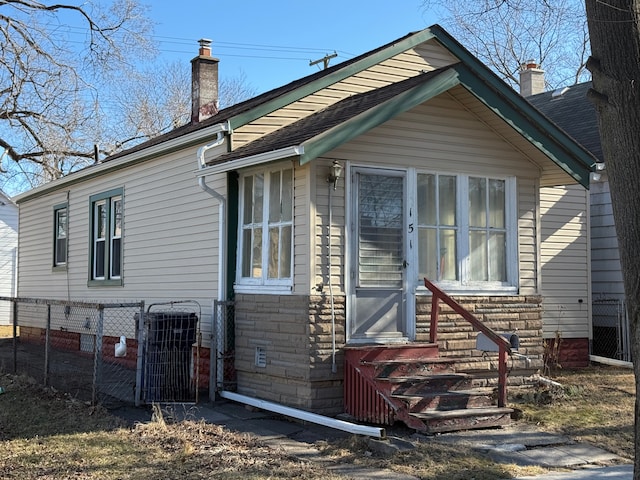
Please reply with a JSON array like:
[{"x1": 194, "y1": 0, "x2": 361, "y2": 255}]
[{"x1": 255, "y1": 346, "x2": 267, "y2": 368}]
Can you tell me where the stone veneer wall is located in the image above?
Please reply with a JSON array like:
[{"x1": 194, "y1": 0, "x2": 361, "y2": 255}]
[
  {"x1": 234, "y1": 293, "x2": 346, "y2": 416},
  {"x1": 234, "y1": 293, "x2": 547, "y2": 415},
  {"x1": 415, "y1": 294, "x2": 545, "y2": 371}
]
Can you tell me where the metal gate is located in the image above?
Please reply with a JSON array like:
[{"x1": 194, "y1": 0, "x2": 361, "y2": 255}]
[
  {"x1": 142, "y1": 301, "x2": 201, "y2": 403},
  {"x1": 592, "y1": 298, "x2": 631, "y2": 362}
]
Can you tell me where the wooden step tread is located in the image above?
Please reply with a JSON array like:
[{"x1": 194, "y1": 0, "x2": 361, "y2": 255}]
[
  {"x1": 410, "y1": 407, "x2": 513, "y2": 420},
  {"x1": 392, "y1": 387, "x2": 494, "y2": 400},
  {"x1": 377, "y1": 372, "x2": 470, "y2": 383},
  {"x1": 344, "y1": 342, "x2": 437, "y2": 351},
  {"x1": 363, "y1": 357, "x2": 454, "y2": 366}
]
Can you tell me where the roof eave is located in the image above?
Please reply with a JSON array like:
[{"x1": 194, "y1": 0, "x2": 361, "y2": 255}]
[
  {"x1": 428, "y1": 25, "x2": 596, "y2": 188},
  {"x1": 226, "y1": 29, "x2": 437, "y2": 131}
]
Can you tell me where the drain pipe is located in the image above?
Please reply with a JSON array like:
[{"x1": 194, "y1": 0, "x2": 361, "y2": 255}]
[
  {"x1": 328, "y1": 179, "x2": 337, "y2": 374},
  {"x1": 220, "y1": 390, "x2": 385, "y2": 438},
  {"x1": 197, "y1": 131, "x2": 228, "y2": 399},
  {"x1": 197, "y1": 131, "x2": 227, "y2": 301}
]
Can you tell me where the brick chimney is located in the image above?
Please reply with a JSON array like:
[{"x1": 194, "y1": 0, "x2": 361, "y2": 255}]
[
  {"x1": 191, "y1": 38, "x2": 219, "y2": 123},
  {"x1": 519, "y1": 60, "x2": 545, "y2": 97}
]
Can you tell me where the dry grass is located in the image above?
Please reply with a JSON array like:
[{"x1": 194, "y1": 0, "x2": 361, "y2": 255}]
[
  {"x1": 512, "y1": 366, "x2": 635, "y2": 460},
  {"x1": 0, "y1": 366, "x2": 635, "y2": 479},
  {"x1": 0, "y1": 374, "x2": 341, "y2": 479}
]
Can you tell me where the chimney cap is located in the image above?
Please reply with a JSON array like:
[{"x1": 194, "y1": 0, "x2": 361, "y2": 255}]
[
  {"x1": 198, "y1": 38, "x2": 213, "y2": 57},
  {"x1": 520, "y1": 59, "x2": 541, "y2": 71}
]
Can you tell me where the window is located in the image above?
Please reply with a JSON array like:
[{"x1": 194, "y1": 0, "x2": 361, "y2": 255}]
[
  {"x1": 89, "y1": 189, "x2": 123, "y2": 285},
  {"x1": 237, "y1": 166, "x2": 293, "y2": 291},
  {"x1": 53, "y1": 204, "x2": 68, "y2": 268},
  {"x1": 417, "y1": 173, "x2": 515, "y2": 291}
]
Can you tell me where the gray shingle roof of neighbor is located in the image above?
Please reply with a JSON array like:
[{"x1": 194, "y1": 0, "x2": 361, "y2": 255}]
[{"x1": 526, "y1": 82, "x2": 603, "y2": 162}]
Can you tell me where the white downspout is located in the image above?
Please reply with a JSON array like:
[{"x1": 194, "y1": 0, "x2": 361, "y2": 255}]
[
  {"x1": 197, "y1": 131, "x2": 227, "y2": 301},
  {"x1": 197, "y1": 131, "x2": 228, "y2": 399}
]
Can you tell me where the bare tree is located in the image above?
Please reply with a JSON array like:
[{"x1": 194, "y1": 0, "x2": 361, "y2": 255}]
[
  {"x1": 424, "y1": 0, "x2": 591, "y2": 89},
  {"x1": 104, "y1": 62, "x2": 256, "y2": 156},
  {"x1": 0, "y1": 0, "x2": 154, "y2": 191},
  {"x1": 584, "y1": 1, "x2": 640, "y2": 477}
]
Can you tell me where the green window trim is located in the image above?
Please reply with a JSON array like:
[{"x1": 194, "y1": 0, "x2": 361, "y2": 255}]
[
  {"x1": 52, "y1": 202, "x2": 68, "y2": 271},
  {"x1": 88, "y1": 187, "x2": 124, "y2": 287}
]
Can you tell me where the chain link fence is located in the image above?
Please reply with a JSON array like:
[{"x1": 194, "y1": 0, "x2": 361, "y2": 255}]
[
  {"x1": 210, "y1": 299, "x2": 236, "y2": 400},
  {"x1": 592, "y1": 298, "x2": 631, "y2": 363},
  {"x1": 0, "y1": 297, "x2": 208, "y2": 408}
]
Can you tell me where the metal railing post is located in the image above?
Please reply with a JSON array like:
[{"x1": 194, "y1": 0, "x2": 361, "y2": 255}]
[
  {"x1": 135, "y1": 301, "x2": 145, "y2": 407},
  {"x1": 92, "y1": 306, "x2": 104, "y2": 406},
  {"x1": 12, "y1": 300, "x2": 18, "y2": 373},
  {"x1": 44, "y1": 304, "x2": 51, "y2": 386}
]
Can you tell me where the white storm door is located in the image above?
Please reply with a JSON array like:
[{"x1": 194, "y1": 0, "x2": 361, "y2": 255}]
[{"x1": 350, "y1": 169, "x2": 407, "y2": 341}]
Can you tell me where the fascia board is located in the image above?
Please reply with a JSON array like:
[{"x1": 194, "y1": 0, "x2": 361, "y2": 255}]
[
  {"x1": 453, "y1": 64, "x2": 593, "y2": 188},
  {"x1": 429, "y1": 25, "x2": 597, "y2": 182},
  {"x1": 197, "y1": 146, "x2": 304, "y2": 177}
]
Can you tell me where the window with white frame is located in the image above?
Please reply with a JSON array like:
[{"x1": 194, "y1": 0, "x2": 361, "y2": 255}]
[
  {"x1": 89, "y1": 189, "x2": 123, "y2": 285},
  {"x1": 53, "y1": 203, "x2": 68, "y2": 268},
  {"x1": 237, "y1": 166, "x2": 293, "y2": 290},
  {"x1": 417, "y1": 173, "x2": 515, "y2": 291}
]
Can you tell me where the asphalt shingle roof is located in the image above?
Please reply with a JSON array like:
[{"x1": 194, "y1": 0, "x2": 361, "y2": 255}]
[
  {"x1": 207, "y1": 66, "x2": 454, "y2": 166},
  {"x1": 526, "y1": 82, "x2": 603, "y2": 162}
]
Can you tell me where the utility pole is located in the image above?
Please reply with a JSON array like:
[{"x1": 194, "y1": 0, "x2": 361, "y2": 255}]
[{"x1": 310, "y1": 52, "x2": 338, "y2": 70}]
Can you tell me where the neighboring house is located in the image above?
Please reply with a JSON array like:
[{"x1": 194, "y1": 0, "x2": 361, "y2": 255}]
[
  {"x1": 13, "y1": 26, "x2": 597, "y2": 430},
  {"x1": 527, "y1": 81, "x2": 630, "y2": 362},
  {"x1": 0, "y1": 190, "x2": 18, "y2": 331}
]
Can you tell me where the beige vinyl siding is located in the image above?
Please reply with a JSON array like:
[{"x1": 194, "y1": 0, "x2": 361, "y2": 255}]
[
  {"x1": 590, "y1": 179, "x2": 624, "y2": 299},
  {"x1": 0, "y1": 201, "x2": 18, "y2": 324},
  {"x1": 312, "y1": 91, "x2": 540, "y2": 293},
  {"x1": 17, "y1": 145, "x2": 227, "y2": 340},
  {"x1": 517, "y1": 179, "x2": 539, "y2": 295},
  {"x1": 313, "y1": 159, "x2": 346, "y2": 294},
  {"x1": 292, "y1": 162, "x2": 310, "y2": 294},
  {"x1": 232, "y1": 40, "x2": 459, "y2": 147},
  {"x1": 540, "y1": 184, "x2": 591, "y2": 338}
]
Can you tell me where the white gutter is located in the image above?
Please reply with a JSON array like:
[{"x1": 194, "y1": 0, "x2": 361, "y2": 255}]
[
  {"x1": 219, "y1": 390, "x2": 386, "y2": 438},
  {"x1": 15, "y1": 123, "x2": 230, "y2": 203},
  {"x1": 196, "y1": 145, "x2": 304, "y2": 177},
  {"x1": 197, "y1": 131, "x2": 228, "y2": 302}
]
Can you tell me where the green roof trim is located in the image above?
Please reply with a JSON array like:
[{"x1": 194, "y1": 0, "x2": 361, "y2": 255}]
[
  {"x1": 299, "y1": 68, "x2": 461, "y2": 164},
  {"x1": 427, "y1": 25, "x2": 595, "y2": 187},
  {"x1": 453, "y1": 65, "x2": 592, "y2": 187},
  {"x1": 227, "y1": 29, "x2": 437, "y2": 131}
]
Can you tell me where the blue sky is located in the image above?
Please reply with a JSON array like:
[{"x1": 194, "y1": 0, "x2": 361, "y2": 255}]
[{"x1": 147, "y1": 1, "x2": 438, "y2": 94}]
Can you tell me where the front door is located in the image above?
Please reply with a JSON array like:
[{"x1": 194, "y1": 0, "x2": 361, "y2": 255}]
[{"x1": 350, "y1": 168, "x2": 408, "y2": 341}]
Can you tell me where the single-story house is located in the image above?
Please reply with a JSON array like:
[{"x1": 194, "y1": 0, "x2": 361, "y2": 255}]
[
  {"x1": 0, "y1": 189, "x2": 18, "y2": 333},
  {"x1": 13, "y1": 25, "x2": 598, "y2": 431}
]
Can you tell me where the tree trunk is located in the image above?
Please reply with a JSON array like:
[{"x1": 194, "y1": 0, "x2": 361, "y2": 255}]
[{"x1": 585, "y1": 1, "x2": 640, "y2": 477}]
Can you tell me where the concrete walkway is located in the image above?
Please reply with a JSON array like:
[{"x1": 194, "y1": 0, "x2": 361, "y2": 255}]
[{"x1": 117, "y1": 400, "x2": 633, "y2": 480}]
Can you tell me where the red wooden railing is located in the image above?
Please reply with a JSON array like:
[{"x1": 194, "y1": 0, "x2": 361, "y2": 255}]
[{"x1": 423, "y1": 278, "x2": 512, "y2": 407}]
